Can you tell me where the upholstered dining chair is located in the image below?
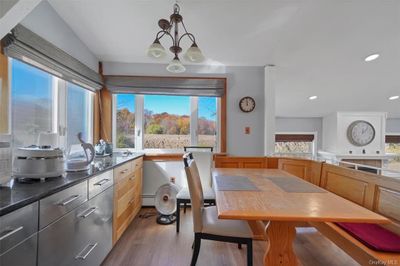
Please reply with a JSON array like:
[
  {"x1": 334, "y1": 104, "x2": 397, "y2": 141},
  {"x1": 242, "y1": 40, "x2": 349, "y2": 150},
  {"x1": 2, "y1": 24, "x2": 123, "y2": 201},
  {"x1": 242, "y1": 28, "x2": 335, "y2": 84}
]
[
  {"x1": 183, "y1": 152, "x2": 253, "y2": 266},
  {"x1": 176, "y1": 147, "x2": 216, "y2": 233}
]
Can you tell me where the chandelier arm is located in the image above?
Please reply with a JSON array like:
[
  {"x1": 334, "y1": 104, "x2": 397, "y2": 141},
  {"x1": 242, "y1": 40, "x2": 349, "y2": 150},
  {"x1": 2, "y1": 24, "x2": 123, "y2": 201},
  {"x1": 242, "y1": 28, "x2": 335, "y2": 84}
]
[
  {"x1": 163, "y1": 31, "x2": 176, "y2": 47},
  {"x1": 181, "y1": 21, "x2": 196, "y2": 43},
  {"x1": 156, "y1": 30, "x2": 175, "y2": 46},
  {"x1": 178, "y1": 32, "x2": 196, "y2": 47}
]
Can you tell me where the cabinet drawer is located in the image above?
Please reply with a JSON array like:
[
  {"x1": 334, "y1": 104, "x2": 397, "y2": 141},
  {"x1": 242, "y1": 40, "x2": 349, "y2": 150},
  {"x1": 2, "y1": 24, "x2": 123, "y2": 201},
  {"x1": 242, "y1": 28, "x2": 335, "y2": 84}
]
[
  {"x1": 114, "y1": 162, "x2": 132, "y2": 183},
  {"x1": 38, "y1": 187, "x2": 113, "y2": 266},
  {"x1": 131, "y1": 157, "x2": 143, "y2": 172},
  {"x1": 0, "y1": 233, "x2": 37, "y2": 266},
  {"x1": 39, "y1": 182, "x2": 88, "y2": 229},
  {"x1": 0, "y1": 202, "x2": 38, "y2": 254},
  {"x1": 116, "y1": 188, "x2": 135, "y2": 218},
  {"x1": 88, "y1": 170, "x2": 113, "y2": 199}
]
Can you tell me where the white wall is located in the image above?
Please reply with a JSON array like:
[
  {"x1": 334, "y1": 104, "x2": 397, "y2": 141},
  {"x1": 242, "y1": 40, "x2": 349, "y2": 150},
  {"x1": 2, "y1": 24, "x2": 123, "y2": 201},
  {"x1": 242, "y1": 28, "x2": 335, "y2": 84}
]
[
  {"x1": 20, "y1": 1, "x2": 99, "y2": 71},
  {"x1": 104, "y1": 62, "x2": 265, "y2": 156},
  {"x1": 387, "y1": 118, "x2": 400, "y2": 133},
  {"x1": 275, "y1": 117, "x2": 323, "y2": 150}
]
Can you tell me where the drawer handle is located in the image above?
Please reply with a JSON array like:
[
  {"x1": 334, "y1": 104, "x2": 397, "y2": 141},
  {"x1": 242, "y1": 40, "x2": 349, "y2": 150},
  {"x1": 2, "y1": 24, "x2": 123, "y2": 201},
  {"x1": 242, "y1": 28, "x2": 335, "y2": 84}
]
[
  {"x1": 75, "y1": 242, "x2": 98, "y2": 260},
  {"x1": 0, "y1": 226, "x2": 23, "y2": 241},
  {"x1": 129, "y1": 175, "x2": 135, "y2": 181},
  {"x1": 79, "y1": 207, "x2": 97, "y2": 218},
  {"x1": 59, "y1": 195, "x2": 80, "y2": 206},
  {"x1": 120, "y1": 169, "x2": 128, "y2": 174},
  {"x1": 94, "y1": 178, "x2": 110, "y2": 186}
]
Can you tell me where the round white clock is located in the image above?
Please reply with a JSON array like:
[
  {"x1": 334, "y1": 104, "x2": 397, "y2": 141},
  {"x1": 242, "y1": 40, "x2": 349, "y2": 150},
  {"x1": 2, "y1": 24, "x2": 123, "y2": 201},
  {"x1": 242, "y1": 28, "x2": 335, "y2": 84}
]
[{"x1": 347, "y1": 120, "x2": 375, "y2": 146}]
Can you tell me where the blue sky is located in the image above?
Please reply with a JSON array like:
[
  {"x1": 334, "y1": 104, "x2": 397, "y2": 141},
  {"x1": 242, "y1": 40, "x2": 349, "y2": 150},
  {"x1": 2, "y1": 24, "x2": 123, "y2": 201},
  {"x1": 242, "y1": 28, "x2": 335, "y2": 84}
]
[
  {"x1": 117, "y1": 94, "x2": 216, "y2": 120},
  {"x1": 12, "y1": 59, "x2": 52, "y2": 101}
]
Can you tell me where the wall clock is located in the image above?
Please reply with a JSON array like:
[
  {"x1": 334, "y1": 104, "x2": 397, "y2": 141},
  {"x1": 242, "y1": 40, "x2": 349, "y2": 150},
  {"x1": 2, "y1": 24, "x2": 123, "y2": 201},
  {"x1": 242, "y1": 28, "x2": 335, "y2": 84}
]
[
  {"x1": 347, "y1": 120, "x2": 376, "y2": 146},
  {"x1": 239, "y1": 96, "x2": 255, "y2": 113}
]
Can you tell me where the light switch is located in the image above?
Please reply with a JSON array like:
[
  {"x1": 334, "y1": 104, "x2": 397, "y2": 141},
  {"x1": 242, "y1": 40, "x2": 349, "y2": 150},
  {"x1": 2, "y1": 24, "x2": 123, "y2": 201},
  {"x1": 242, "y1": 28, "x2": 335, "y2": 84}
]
[{"x1": 245, "y1": 127, "x2": 250, "y2": 134}]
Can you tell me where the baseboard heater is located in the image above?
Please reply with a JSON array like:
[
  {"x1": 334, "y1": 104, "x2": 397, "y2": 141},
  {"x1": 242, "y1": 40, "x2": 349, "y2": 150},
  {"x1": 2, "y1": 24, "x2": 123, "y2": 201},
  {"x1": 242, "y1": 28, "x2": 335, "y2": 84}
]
[{"x1": 142, "y1": 194, "x2": 156, "y2": 206}]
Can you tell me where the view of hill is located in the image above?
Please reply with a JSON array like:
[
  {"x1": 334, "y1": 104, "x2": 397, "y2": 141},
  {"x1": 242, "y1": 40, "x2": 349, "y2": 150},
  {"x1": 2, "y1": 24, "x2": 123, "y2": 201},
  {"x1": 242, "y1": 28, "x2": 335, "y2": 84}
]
[{"x1": 116, "y1": 108, "x2": 216, "y2": 149}]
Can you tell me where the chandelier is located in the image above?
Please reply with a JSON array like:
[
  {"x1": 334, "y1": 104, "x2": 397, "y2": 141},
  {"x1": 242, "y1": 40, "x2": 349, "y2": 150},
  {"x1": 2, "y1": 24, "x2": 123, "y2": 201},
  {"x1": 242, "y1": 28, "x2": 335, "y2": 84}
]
[{"x1": 147, "y1": 3, "x2": 204, "y2": 73}]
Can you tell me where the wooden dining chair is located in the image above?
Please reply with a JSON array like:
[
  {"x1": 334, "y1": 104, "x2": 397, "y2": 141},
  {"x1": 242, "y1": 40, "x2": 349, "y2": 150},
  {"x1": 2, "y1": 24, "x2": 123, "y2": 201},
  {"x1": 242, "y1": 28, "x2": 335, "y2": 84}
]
[
  {"x1": 183, "y1": 152, "x2": 253, "y2": 266},
  {"x1": 176, "y1": 147, "x2": 216, "y2": 233}
]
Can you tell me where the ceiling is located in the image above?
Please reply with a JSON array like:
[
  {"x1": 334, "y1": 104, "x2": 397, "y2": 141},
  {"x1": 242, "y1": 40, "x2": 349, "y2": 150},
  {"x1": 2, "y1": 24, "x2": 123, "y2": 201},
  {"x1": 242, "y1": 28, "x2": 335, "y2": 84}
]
[{"x1": 48, "y1": 0, "x2": 400, "y2": 118}]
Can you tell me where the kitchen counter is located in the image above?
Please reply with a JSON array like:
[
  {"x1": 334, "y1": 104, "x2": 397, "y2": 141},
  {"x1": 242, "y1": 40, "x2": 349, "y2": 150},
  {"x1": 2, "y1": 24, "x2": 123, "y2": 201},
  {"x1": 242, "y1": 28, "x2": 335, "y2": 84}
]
[{"x1": 0, "y1": 153, "x2": 144, "y2": 216}]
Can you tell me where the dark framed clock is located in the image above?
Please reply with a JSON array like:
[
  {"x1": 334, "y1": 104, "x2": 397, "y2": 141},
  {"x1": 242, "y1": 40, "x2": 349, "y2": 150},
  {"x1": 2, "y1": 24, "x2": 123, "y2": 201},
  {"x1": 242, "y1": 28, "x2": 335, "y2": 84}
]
[{"x1": 239, "y1": 96, "x2": 256, "y2": 113}]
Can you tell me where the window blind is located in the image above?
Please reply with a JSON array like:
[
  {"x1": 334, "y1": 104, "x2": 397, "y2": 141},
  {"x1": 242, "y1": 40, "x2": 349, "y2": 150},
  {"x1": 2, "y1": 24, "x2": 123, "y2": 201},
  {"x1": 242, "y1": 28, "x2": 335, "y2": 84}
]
[
  {"x1": 104, "y1": 75, "x2": 225, "y2": 97},
  {"x1": 1, "y1": 24, "x2": 102, "y2": 91},
  {"x1": 385, "y1": 135, "x2": 400, "y2": 144},
  {"x1": 275, "y1": 134, "x2": 315, "y2": 142}
]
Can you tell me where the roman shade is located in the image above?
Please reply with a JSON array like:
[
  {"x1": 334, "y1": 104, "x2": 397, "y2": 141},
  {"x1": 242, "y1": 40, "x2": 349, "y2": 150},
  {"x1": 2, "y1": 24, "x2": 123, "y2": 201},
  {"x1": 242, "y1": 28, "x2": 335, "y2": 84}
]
[
  {"x1": 275, "y1": 134, "x2": 315, "y2": 142},
  {"x1": 1, "y1": 24, "x2": 102, "y2": 91},
  {"x1": 386, "y1": 135, "x2": 400, "y2": 144},
  {"x1": 104, "y1": 75, "x2": 225, "y2": 97}
]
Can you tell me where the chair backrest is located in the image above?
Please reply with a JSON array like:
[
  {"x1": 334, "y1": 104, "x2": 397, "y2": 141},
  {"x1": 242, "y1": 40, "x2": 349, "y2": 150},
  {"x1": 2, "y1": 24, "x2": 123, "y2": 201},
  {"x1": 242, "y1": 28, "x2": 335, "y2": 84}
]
[
  {"x1": 183, "y1": 152, "x2": 204, "y2": 233},
  {"x1": 184, "y1": 146, "x2": 213, "y2": 189}
]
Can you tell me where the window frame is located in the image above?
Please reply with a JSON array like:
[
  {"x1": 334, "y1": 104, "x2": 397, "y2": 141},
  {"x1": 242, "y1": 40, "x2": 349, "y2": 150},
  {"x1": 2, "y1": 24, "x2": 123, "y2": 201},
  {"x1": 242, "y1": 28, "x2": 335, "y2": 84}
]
[
  {"x1": 112, "y1": 94, "x2": 222, "y2": 153},
  {"x1": 274, "y1": 131, "x2": 318, "y2": 156},
  {"x1": 9, "y1": 58, "x2": 94, "y2": 149}
]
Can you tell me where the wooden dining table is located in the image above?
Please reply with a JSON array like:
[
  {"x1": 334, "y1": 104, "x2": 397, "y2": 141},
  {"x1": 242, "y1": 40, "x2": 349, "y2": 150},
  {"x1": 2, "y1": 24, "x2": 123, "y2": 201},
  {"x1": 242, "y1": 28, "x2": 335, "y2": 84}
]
[{"x1": 212, "y1": 168, "x2": 390, "y2": 266}]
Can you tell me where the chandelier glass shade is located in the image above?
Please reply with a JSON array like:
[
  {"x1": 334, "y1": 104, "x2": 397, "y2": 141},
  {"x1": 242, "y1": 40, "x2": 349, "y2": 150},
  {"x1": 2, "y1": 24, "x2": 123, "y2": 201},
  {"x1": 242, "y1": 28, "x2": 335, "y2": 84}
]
[{"x1": 147, "y1": 3, "x2": 204, "y2": 73}]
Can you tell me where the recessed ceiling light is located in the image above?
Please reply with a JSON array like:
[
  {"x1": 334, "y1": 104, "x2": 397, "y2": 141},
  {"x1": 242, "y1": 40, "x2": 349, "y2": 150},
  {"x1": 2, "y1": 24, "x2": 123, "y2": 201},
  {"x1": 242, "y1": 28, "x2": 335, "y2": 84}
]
[
  {"x1": 364, "y1": 54, "x2": 380, "y2": 62},
  {"x1": 389, "y1": 95, "x2": 399, "y2": 100},
  {"x1": 308, "y1": 96, "x2": 318, "y2": 100}
]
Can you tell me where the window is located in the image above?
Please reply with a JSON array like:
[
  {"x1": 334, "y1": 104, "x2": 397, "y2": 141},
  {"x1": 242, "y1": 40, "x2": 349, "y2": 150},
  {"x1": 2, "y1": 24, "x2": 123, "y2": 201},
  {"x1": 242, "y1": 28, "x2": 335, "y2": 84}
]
[
  {"x1": 385, "y1": 135, "x2": 400, "y2": 171},
  {"x1": 66, "y1": 83, "x2": 94, "y2": 147},
  {"x1": 274, "y1": 133, "x2": 316, "y2": 155},
  {"x1": 10, "y1": 59, "x2": 94, "y2": 149},
  {"x1": 115, "y1": 94, "x2": 135, "y2": 148},
  {"x1": 198, "y1": 97, "x2": 217, "y2": 149},
  {"x1": 144, "y1": 95, "x2": 190, "y2": 149},
  {"x1": 11, "y1": 59, "x2": 54, "y2": 147},
  {"x1": 112, "y1": 94, "x2": 221, "y2": 151}
]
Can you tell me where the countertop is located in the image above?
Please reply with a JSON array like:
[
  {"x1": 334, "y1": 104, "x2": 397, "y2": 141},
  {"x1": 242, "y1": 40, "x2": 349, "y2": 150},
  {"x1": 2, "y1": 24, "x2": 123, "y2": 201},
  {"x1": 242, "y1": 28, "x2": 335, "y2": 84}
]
[{"x1": 0, "y1": 153, "x2": 144, "y2": 216}]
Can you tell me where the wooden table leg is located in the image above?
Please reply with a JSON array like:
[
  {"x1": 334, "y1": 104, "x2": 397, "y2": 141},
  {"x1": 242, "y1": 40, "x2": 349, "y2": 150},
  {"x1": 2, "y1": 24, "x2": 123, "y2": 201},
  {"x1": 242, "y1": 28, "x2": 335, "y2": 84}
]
[{"x1": 264, "y1": 221, "x2": 298, "y2": 266}]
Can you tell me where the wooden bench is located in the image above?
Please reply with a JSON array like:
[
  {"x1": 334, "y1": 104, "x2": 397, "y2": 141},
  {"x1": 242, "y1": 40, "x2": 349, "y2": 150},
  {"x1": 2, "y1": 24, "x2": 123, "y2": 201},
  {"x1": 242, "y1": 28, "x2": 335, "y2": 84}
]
[{"x1": 314, "y1": 163, "x2": 400, "y2": 265}]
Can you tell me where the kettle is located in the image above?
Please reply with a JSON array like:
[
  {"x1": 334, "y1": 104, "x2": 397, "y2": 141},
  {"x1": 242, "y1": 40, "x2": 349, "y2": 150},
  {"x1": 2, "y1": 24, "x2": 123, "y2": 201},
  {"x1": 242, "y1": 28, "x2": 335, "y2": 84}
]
[{"x1": 65, "y1": 132, "x2": 95, "y2": 172}]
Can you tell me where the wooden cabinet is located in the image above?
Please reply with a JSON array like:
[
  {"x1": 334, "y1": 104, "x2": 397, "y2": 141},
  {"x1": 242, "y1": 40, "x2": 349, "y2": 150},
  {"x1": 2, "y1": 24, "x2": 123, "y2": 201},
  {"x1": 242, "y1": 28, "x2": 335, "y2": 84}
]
[{"x1": 113, "y1": 157, "x2": 143, "y2": 244}]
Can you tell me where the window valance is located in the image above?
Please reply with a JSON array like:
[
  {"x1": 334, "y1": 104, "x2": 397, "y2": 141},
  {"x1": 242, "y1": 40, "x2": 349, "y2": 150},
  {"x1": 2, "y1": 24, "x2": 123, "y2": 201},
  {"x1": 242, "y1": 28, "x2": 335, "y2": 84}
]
[
  {"x1": 104, "y1": 75, "x2": 225, "y2": 97},
  {"x1": 275, "y1": 134, "x2": 315, "y2": 142},
  {"x1": 2, "y1": 24, "x2": 102, "y2": 91}
]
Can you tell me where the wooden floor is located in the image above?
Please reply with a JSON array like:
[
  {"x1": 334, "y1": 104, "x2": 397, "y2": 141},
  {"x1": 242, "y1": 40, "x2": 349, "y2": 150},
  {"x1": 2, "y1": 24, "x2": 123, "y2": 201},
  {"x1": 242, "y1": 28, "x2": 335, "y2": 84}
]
[{"x1": 102, "y1": 208, "x2": 360, "y2": 266}]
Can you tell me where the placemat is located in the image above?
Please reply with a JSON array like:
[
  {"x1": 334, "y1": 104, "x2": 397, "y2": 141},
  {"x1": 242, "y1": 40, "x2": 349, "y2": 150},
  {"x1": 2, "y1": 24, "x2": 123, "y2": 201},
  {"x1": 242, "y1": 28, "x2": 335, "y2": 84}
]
[
  {"x1": 265, "y1": 176, "x2": 327, "y2": 193},
  {"x1": 214, "y1": 175, "x2": 260, "y2": 191}
]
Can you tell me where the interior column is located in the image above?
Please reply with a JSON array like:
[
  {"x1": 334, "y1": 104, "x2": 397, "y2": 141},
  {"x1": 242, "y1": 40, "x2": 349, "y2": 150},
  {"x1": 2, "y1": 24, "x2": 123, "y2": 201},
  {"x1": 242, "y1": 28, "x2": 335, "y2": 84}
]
[{"x1": 264, "y1": 65, "x2": 276, "y2": 155}]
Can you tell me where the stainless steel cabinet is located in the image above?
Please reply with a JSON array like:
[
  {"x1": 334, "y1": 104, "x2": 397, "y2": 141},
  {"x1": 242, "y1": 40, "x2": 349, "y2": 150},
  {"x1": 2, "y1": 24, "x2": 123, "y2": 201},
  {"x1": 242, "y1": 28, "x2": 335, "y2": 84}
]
[
  {"x1": 88, "y1": 171, "x2": 113, "y2": 199},
  {"x1": 0, "y1": 233, "x2": 37, "y2": 266},
  {"x1": 0, "y1": 202, "x2": 38, "y2": 254},
  {"x1": 38, "y1": 186, "x2": 113, "y2": 266},
  {"x1": 39, "y1": 182, "x2": 88, "y2": 229},
  {"x1": 0, "y1": 202, "x2": 38, "y2": 266}
]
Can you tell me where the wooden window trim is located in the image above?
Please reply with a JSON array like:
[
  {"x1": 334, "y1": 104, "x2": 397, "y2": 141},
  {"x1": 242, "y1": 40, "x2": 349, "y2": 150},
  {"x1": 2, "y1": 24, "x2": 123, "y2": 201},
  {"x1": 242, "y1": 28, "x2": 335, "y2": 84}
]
[
  {"x1": 95, "y1": 69, "x2": 227, "y2": 153},
  {"x1": 0, "y1": 48, "x2": 9, "y2": 134}
]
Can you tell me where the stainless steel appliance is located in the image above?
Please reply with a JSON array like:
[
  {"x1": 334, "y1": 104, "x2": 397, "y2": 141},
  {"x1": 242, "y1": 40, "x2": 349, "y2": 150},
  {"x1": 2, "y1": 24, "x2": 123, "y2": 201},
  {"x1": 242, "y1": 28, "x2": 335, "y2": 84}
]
[{"x1": 13, "y1": 146, "x2": 64, "y2": 179}]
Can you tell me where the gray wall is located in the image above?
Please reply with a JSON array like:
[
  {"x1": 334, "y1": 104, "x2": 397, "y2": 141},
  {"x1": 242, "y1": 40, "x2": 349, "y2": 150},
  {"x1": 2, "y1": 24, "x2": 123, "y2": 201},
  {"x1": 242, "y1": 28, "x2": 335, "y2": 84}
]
[
  {"x1": 387, "y1": 118, "x2": 400, "y2": 133},
  {"x1": 103, "y1": 62, "x2": 265, "y2": 156},
  {"x1": 21, "y1": 1, "x2": 99, "y2": 71},
  {"x1": 276, "y1": 117, "x2": 323, "y2": 150}
]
